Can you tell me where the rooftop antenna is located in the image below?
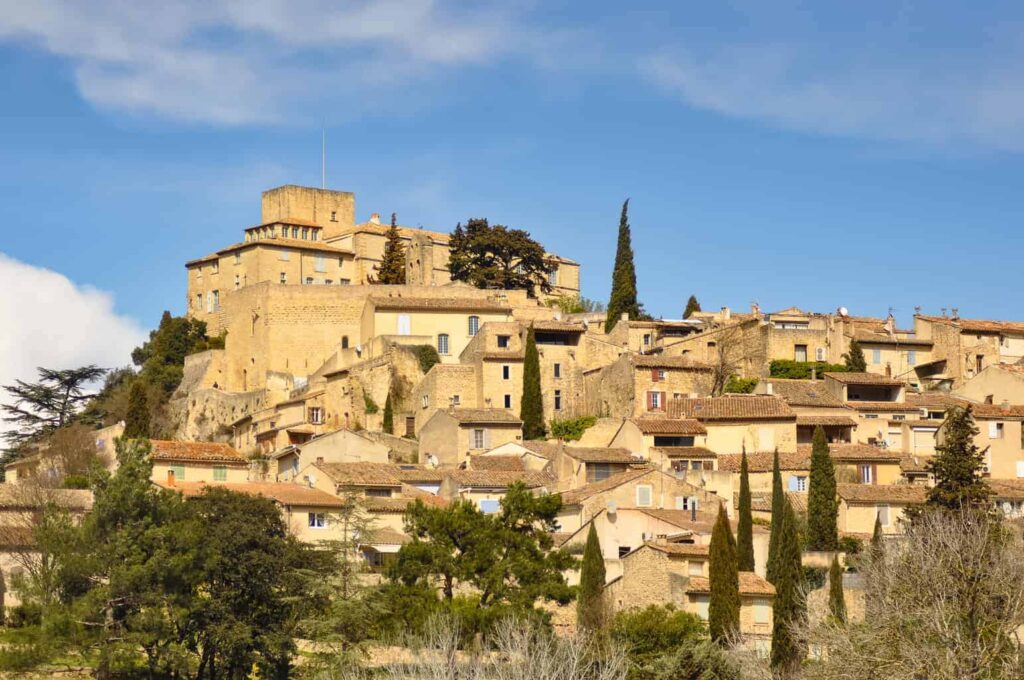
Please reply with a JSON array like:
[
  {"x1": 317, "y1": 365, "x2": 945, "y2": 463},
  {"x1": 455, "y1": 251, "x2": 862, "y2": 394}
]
[{"x1": 321, "y1": 120, "x2": 326, "y2": 189}]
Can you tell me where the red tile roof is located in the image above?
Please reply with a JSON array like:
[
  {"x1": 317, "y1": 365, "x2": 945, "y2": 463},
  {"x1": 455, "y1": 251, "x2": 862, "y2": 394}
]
[
  {"x1": 766, "y1": 380, "x2": 845, "y2": 407},
  {"x1": 643, "y1": 541, "x2": 710, "y2": 557},
  {"x1": 159, "y1": 480, "x2": 348, "y2": 507},
  {"x1": 445, "y1": 469, "x2": 551, "y2": 489},
  {"x1": 918, "y1": 315, "x2": 1024, "y2": 335},
  {"x1": 652, "y1": 446, "x2": 717, "y2": 459},
  {"x1": 468, "y1": 455, "x2": 525, "y2": 471},
  {"x1": 150, "y1": 440, "x2": 247, "y2": 464},
  {"x1": 687, "y1": 572, "x2": 776, "y2": 596},
  {"x1": 669, "y1": 396, "x2": 795, "y2": 421},
  {"x1": 795, "y1": 415, "x2": 858, "y2": 427},
  {"x1": 824, "y1": 372, "x2": 906, "y2": 386},
  {"x1": 717, "y1": 451, "x2": 811, "y2": 473},
  {"x1": 837, "y1": 483, "x2": 927, "y2": 504},
  {"x1": 796, "y1": 443, "x2": 902, "y2": 462},
  {"x1": 633, "y1": 418, "x2": 708, "y2": 435}
]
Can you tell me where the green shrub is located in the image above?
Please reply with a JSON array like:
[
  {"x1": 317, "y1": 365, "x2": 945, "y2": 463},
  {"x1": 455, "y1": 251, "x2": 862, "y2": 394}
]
[
  {"x1": 723, "y1": 375, "x2": 758, "y2": 394},
  {"x1": 610, "y1": 605, "x2": 706, "y2": 668},
  {"x1": 363, "y1": 394, "x2": 379, "y2": 415},
  {"x1": 7, "y1": 603, "x2": 42, "y2": 628},
  {"x1": 62, "y1": 474, "x2": 90, "y2": 489},
  {"x1": 549, "y1": 415, "x2": 597, "y2": 441},
  {"x1": 838, "y1": 535, "x2": 863, "y2": 555},
  {"x1": 803, "y1": 566, "x2": 827, "y2": 591},
  {"x1": 410, "y1": 345, "x2": 441, "y2": 374},
  {"x1": 769, "y1": 360, "x2": 848, "y2": 380}
]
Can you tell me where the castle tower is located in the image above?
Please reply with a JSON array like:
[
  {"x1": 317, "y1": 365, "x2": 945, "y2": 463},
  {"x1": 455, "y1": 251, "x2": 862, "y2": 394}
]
[{"x1": 261, "y1": 185, "x2": 355, "y2": 240}]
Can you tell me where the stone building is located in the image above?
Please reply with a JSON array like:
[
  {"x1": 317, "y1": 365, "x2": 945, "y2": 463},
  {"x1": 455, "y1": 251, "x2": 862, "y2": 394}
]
[{"x1": 417, "y1": 408, "x2": 523, "y2": 467}]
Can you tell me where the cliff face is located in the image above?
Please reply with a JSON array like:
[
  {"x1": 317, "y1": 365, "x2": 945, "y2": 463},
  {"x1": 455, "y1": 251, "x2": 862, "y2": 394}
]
[{"x1": 167, "y1": 350, "x2": 267, "y2": 443}]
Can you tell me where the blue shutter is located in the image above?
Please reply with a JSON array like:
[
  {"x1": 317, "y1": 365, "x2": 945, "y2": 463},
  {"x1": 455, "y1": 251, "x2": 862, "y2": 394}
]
[{"x1": 787, "y1": 475, "x2": 799, "y2": 492}]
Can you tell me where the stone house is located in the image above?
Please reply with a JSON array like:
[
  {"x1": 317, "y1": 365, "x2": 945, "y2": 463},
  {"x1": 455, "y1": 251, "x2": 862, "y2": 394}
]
[
  {"x1": 608, "y1": 417, "x2": 711, "y2": 472},
  {"x1": 822, "y1": 372, "x2": 918, "y2": 449},
  {"x1": 668, "y1": 395, "x2": 798, "y2": 454},
  {"x1": 849, "y1": 328, "x2": 933, "y2": 387},
  {"x1": 797, "y1": 443, "x2": 903, "y2": 486},
  {"x1": 758, "y1": 379, "x2": 855, "y2": 444},
  {"x1": 582, "y1": 353, "x2": 713, "y2": 419},
  {"x1": 149, "y1": 440, "x2": 250, "y2": 485},
  {"x1": 837, "y1": 483, "x2": 927, "y2": 537},
  {"x1": 437, "y1": 468, "x2": 552, "y2": 512},
  {"x1": 269, "y1": 428, "x2": 390, "y2": 482},
  {"x1": 716, "y1": 451, "x2": 812, "y2": 493},
  {"x1": 515, "y1": 440, "x2": 640, "y2": 491},
  {"x1": 474, "y1": 441, "x2": 553, "y2": 472},
  {"x1": 955, "y1": 363, "x2": 1024, "y2": 406},
  {"x1": 914, "y1": 314, "x2": 1024, "y2": 388},
  {"x1": 417, "y1": 408, "x2": 523, "y2": 467},
  {"x1": 684, "y1": 572, "x2": 776, "y2": 644}
]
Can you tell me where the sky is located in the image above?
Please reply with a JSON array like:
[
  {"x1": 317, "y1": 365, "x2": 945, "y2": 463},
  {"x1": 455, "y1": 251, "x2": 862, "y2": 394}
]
[{"x1": 2, "y1": 0, "x2": 1024, "y2": 385}]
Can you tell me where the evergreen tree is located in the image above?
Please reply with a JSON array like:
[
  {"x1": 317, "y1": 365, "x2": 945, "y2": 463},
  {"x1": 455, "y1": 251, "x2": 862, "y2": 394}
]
[
  {"x1": 577, "y1": 523, "x2": 606, "y2": 632},
  {"x1": 683, "y1": 295, "x2": 702, "y2": 319},
  {"x1": 374, "y1": 213, "x2": 407, "y2": 284},
  {"x1": 828, "y1": 555, "x2": 846, "y2": 623},
  {"x1": 122, "y1": 381, "x2": 150, "y2": 439},
  {"x1": 870, "y1": 511, "x2": 884, "y2": 559},
  {"x1": 926, "y1": 406, "x2": 991, "y2": 511},
  {"x1": 806, "y1": 426, "x2": 838, "y2": 551},
  {"x1": 604, "y1": 199, "x2": 645, "y2": 332},
  {"x1": 382, "y1": 391, "x2": 394, "y2": 435},
  {"x1": 520, "y1": 326, "x2": 544, "y2": 440},
  {"x1": 842, "y1": 339, "x2": 867, "y2": 372},
  {"x1": 767, "y1": 449, "x2": 784, "y2": 585},
  {"x1": 771, "y1": 499, "x2": 806, "y2": 674},
  {"x1": 448, "y1": 219, "x2": 552, "y2": 296},
  {"x1": 737, "y1": 449, "x2": 755, "y2": 572},
  {"x1": 708, "y1": 504, "x2": 740, "y2": 644},
  {"x1": 2, "y1": 365, "x2": 107, "y2": 449}
]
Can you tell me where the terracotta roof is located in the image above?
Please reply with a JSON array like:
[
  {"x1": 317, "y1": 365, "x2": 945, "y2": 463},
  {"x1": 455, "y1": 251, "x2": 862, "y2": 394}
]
[
  {"x1": 796, "y1": 443, "x2": 901, "y2": 463},
  {"x1": 918, "y1": 315, "x2": 1024, "y2": 335},
  {"x1": 670, "y1": 396, "x2": 796, "y2": 422},
  {"x1": 848, "y1": 401, "x2": 922, "y2": 413},
  {"x1": 824, "y1": 372, "x2": 906, "y2": 386},
  {"x1": 559, "y1": 467, "x2": 655, "y2": 505},
  {"x1": 633, "y1": 418, "x2": 708, "y2": 435},
  {"x1": 795, "y1": 415, "x2": 857, "y2": 427},
  {"x1": 317, "y1": 462, "x2": 443, "y2": 487},
  {"x1": 368, "y1": 296, "x2": 511, "y2": 312},
  {"x1": 717, "y1": 451, "x2": 811, "y2": 473},
  {"x1": 530, "y1": 320, "x2": 585, "y2": 333},
  {"x1": 898, "y1": 419, "x2": 941, "y2": 428},
  {"x1": 652, "y1": 446, "x2": 717, "y2": 459},
  {"x1": 905, "y1": 392, "x2": 961, "y2": 410},
  {"x1": 837, "y1": 483, "x2": 927, "y2": 504},
  {"x1": 970, "y1": 403, "x2": 1024, "y2": 419},
  {"x1": 632, "y1": 354, "x2": 713, "y2": 370},
  {"x1": 208, "y1": 238, "x2": 352, "y2": 260},
  {"x1": 445, "y1": 469, "x2": 550, "y2": 489},
  {"x1": 366, "y1": 527, "x2": 411, "y2": 546},
  {"x1": 989, "y1": 479, "x2": 1024, "y2": 500},
  {"x1": 0, "y1": 485, "x2": 94, "y2": 511},
  {"x1": 900, "y1": 456, "x2": 930, "y2": 474},
  {"x1": 363, "y1": 494, "x2": 447, "y2": 513},
  {"x1": 766, "y1": 380, "x2": 846, "y2": 407},
  {"x1": 687, "y1": 572, "x2": 776, "y2": 596},
  {"x1": 852, "y1": 331, "x2": 932, "y2": 346},
  {"x1": 159, "y1": 481, "x2": 348, "y2": 507},
  {"x1": 444, "y1": 408, "x2": 522, "y2": 425},
  {"x1": 150, "y1": 440, "x2": 247, "y2": 464},
  {"x1": 480, "y1": 352, "x2": 525, "y2": 361},
  {"x1": 636, "y1": 507, "x2": 721, "y2": 532},
  {"x1": 519, "y1": 441, "x2": 636, "y2": 462},
  {"x1": 469, "y1": 455, "x2": 525, "y2": 471},
  {"x1": 643, "y1": 541, "x2": 710, "y2": 557}
]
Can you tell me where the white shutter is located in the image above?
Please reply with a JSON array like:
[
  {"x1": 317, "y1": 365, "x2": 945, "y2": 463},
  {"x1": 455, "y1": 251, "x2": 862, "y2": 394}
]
[
  {"x1": 1016, "y1": 461, "x2": 1024, "y2": 478},
  {"x1": 989, "y1": 422, "x2": 1000, "y2": 438},
  {"x1": 397, "y1": 314, "x2": 411, "y2": 335}
]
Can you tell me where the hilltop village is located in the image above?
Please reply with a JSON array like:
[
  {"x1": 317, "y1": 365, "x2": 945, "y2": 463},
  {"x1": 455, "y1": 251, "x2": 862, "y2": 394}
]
[{"x1": 4, "y1": 183, "x2": 1024, "y2": 672}]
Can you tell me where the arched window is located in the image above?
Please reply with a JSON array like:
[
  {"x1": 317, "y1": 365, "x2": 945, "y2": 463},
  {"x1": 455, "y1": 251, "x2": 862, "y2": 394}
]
[
  {"x1": 341, "y1": 336, "x2": 349, "y2": 349},
  {"x1": 438, "y1": 333, "x2": 450, "y2": 355},
  {"x1": 468, "y1": 316, "x2": 480, "y2": 336}
]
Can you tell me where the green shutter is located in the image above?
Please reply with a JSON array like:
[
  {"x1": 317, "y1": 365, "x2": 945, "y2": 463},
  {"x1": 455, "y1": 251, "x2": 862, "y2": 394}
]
[{"x1": 213, "y1": 465, "x2": 227, "y2": 481}]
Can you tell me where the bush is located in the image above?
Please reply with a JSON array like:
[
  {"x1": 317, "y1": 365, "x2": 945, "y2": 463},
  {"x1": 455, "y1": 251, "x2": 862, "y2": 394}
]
[
  {"x1": 643, "y1": 639, "x2": 742, "y2": 680},
  {"x1": 803, "y1": 566, "x2": 827, "y2": 591},
  {"x1": 723, "y1": 376, "x2": 758, "y2": 394},
  {"x1": 363, "y1": 394, "x2": 379, "y2": 415},
  {"x1": 769, "y1": 360, "x2": 848, "y2": 380},
  {"x1": 62, "y1": 474, "x2": 90, "y2": 489},
  {"x1": 7, "y1": 603, "x2": 42, "y2": 628},
  {"x1": 549, "y1": 415, "x2": 597, "y2": 442},
  {"x1": 610, "y1": 605, "x2": 706, "y2": 668},
  {"x1": 411, "y1": 345, "x2": 441, "y2": 374},
  {"x1": 838, "y1": 535, "x2": 863, "y2": 555}
]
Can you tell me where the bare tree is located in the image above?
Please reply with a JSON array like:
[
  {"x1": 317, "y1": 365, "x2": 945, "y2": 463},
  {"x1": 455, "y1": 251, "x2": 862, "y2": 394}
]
[{"x1": 700, "y1": 324, "x2": 764, "y2": 396}]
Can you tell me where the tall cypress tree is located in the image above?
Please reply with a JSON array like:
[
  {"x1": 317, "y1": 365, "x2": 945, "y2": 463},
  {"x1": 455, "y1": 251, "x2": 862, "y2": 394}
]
[
  {"x1": 828, "y1": 555, "x2": 846, "y2": 623},
  {"x1": 683, "y1": 294, "x2": 702, "y2": 319},
  {"x1": 375, "y1": 213, "x2": 407, "y2": 284},
  {"x1": 767, "y1": 449, "x2": 784, "y2": 585},
  {"x1": 737, "y1": 449, "x2": 755, "y2": 572},
  {"x1": 926, "y1": 405, "x2": 991, "y2": 511},
  {"x1": 842, "y1": 339, "x2": 867, "y2": 372},
  {"x1": 771, "y1": 499, "x2": 806, "y2": 673},
  {"x1": 382, "y1": 391, "x2": 394, "y2": 435},
  {"x1": 806, "y1": 426, "x2": 838, "y2": 551},
  {"x1": 708, "y1": 504, "x2": 740, "y2": 644},
  {"x1": 870, "y1": 511, "x2": 884, "y2": 559},
  {"x1": 520, "y1": 326, "x2": 544, "y2": 440},
  {"x1": 577, "y1": 523, "x2": 607, "y2": 632},
  {"x1": 604, "y1": 199, "x2": 643, "y2": 332},
  {"x1": 123, "y1": 381, "x2": 150, "y2": 439}
]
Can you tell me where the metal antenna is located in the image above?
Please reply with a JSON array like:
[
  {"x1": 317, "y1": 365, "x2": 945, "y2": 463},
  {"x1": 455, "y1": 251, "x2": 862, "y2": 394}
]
[{"x1": 321, "y1": 121, "x2": 326, "y2": 189}]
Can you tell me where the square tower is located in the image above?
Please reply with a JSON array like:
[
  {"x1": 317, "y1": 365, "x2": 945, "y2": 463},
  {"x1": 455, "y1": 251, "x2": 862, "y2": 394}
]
[{"x1": 261, "y1": 185, "x2": 355, "y2": 240}]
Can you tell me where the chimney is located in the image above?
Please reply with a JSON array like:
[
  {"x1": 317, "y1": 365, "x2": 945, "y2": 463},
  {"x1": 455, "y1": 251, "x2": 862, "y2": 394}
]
[
  {"x1": 721, "y1": 306, "x2": 731, "y2": 321},
  {"x1": 914, "y1": 306, "x2": 922, "y2": 316},
  {"x1": 941, "y1": 307, "x2": 948, "y2": 319},
  {"x1": 167, "y1": 469, "x2": 175, "y2": 487},
  {"x1": 370, "y1": 212, "x2": 381, "y2": 224},
  {"x1": 765, "y1": 382, "x2": 773, "y2": 395},
  {"x1": 952, "y1": 308, "x2": 960, "y2": 321}
]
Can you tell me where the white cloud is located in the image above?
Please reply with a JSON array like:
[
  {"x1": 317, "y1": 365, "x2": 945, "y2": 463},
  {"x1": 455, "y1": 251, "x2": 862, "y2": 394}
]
[
  {"x1": 0, "y1": 0, "x2": 559, "y2": 125},
  {"x1": 0, "y1": 254, "x2": 146, "y2": 403}
]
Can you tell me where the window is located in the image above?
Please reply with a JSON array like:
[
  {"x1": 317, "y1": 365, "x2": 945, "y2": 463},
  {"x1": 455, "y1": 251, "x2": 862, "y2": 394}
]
[
  {"x1": 308, "y1": 512, "x2": 326, "y2": 528},
  {"x1": 397, "y1": 314, "x2": 411, "y2": 335},
  {"x1": 206, "y1": 292, "x2": 214, "y2": 313},
  {"x1": 675, "y1": 496, "x2": 691, "y2": 510},
  {"x1": 170, "y1": 464, "x2": 185, "y2": 481},
  {"x1": 468, "y1": 316, "x2": 480, "y2": 336},
  {"x1": 452, "y1": 395, "x2": 460, "y2": 406},
  {"x1": 618, "y1": 546, "x2": 632, "y2": 558},
  {"x1": 234, "y1": 274, "x2": 240, "y2": 289},
  {"x1": 547, "y1": 268, "x2": 558, "y2": 286},
  {"x1": 340, "y1": 278, "x2": 350, "y2": 285},
  {"x1": 315, "y1": 255, "x2": 326, "y2": 272},
  {"x1": 892, "y1": 414, "x2": 906, "y2": 421},
  {"x1": 479, "y1": 499, "x2": 500, "y2": 514},
  {"x1": 654, "y1": 435, "x2": 695, "y2": 447},
  {"x1": 858, "y1": 464, "x2": 874, "y2": 484},
  {"x1": 554, "y1": 363, "x2": 562, "y2": 379},
  {"x1": 290, "y1": 226, "x2": 298, "y2": 238},
  {"x1": 648, "y1": 391, "x2": 663, "y2": 410},
  {"x1": 280, "y1": 272, "x2": 287, "y2": 284},
  {"x1": 636, "y1": 484, "x2": 653, "y2": 507},
  {"x1": 195, "y1": 293, "x2": 202, "y2": 309},
  {"x1": 309, "y1": 407, "x2": 323, "y2": 424},
  {"x1": 754, "y1": 599, "x2": 771, "y2": 624},
  {"x1": 473, "y1": 429, "x2": 486, "y2": 449},
  {"x1": 589, "y1": 463, "x2": 611, "y2": 482},
  {"x1": 302, "y1": 227, "x2": 309, "y2": 240},
  {"x1": 366, "y1": 488, "x2": 392, "y2": 498},
  {"x1": 990, "y1": 422, "x2": 1005, "y2": 439},
  {"x1": 211, "y1": 261, "x2": 219, "y2": 274},
  {"x1": 504, "y1": 394, "x2": 512, "y2": 409},
  {"x1": 876, "y1": 505, "x2": 890, "y2": 527},
  {"x1": 330, "y1": 210, "x2": 337, "y2": 222},
  {"x1": 213, "y1": 465, "x2": 227, "y2": 482},
  {"x1": 497, "y1": 335, "x2": 511, "y2": 348},
  {"x1": 305, "y1": 277, "x2": 314, "y2": 285},
  {"x1": 863, "y1": 413, "x2": 878, "y2": 419},
  {"x1": 421, "y1": 395, "x2": 428, "y2": 408},
  {"x1": 324, "y1": 279, "x2": 332, "y2": 285},
  {"x1": 794, "y1": 344, "x2": 808, "y2": 362},
  {"x1": 280, "y1": 250, "x2": 290, "y2": 261},
  {"x1": 652, "y1": 368, "x2": 666, "y2": 382},
  {"x1": 907, "y1": 350, "x2": 917, "y2": 366},
  {"x1": 234, "y1": 252, "x2": 241, "y2": 264},
  {"x1": 437, "y1": 333, "x2": 449, "y2": 355},
  {"x1": 688, "y1": 560, "x2": 704, "y2": 577},
  {"x1": 643, "y1": 334, "x2": 651, "y2": 346},
  {"x1": 788, "y1": 475, "x2": 807, "y2": 492},
  {"x1": 554, "y1": 390, "x2": 562, "y2": 411},
  {"x1": 873, "y1": 348, "x2": 882, "y2": 364},
  {"x1": 341, "y1": 336, "x2": 349, "y2": 349},
  {"x1": 502, "y1": 365, "x2": 511, "y2": 380}
]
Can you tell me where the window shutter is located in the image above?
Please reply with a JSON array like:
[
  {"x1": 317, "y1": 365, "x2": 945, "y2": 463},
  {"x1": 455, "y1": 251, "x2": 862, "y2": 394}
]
[
  {"x1": 484, "y1": 429, "x2": 491, "y2": 449},
  {"x1": 989, "y1": 422, "x2": 1000, "y2": 438},
  {"x1": 1016, "y1": 461, "x2": 1024, "y2": 478},
  {"x1": 652, "y1": 368, "x2": 659, "y2": 382},
  {"x1": 660, "y1": 392, "x2": 666, "y2": 410},
  {"x1": 871, "y1": 464, "x2": 878, "y2": 485},
  {"x1": 647, "y1": 391, "x2": 653, "y2": 410},
  {"x1": 787, "y1": 475, "x2": 799, "y2": 492}
]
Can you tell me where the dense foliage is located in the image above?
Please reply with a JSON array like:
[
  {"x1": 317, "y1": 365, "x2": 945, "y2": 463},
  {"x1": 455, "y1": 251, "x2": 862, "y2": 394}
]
[
  {"x1": 683, "y1": 295, "x2": 701, "y2": 319},
  {"x1": 806, "y1": 426, "x2": 838, "y2": 551},
  {"x1": 550, "y1": 415, "x2": 597, "y2": 441},
  {"x1": 409, "y1": 344, "x2": 441, "y2": 374},
  {"x1": 610, "y1": 605, "x2": 706, "y2": 675},
  {"x1": 768, "y1": 360, "x2": 847, "y2": 379},
  {"x1": 770, "y1": 499, "x2": 806, "y2": 674},
  {"x1": 1, "y1": 365, "x2": 106, "y2": 450},
  {"x1": 766, "y1": 449, "x2": 784, "y2": 585},
  {"x1": 448, "y1": 218, "x2": 553, "y2": 297},
  {"x1": 373, "y1": 213, "x2": 407, "y2": 284},
  {"x1": 736, "y1": 451, "x2": 755, "y2": 572},
  {"x1": 925, "y1": 405, "x2": 991, "y2": 511},
  {"x1": 132, "y1": 311, "x2": 224, "y2": 396},
  {"x1": 828, "y1": 555, "x2": 846, "y2": 623},
  {"x1": 577, "y1": 523, "x2": 607, "y2": 633},
  {"x1": 605, "y1": 199, "x2": 648, "y2": 332},
  {"x1": 723, "y1": 375, "x2": 758, "y2": 394},
  {"x1": 547, "y1": 295, "x2": 605, "y2": 314},
  {"x1": 122, "y1": 381, "x2": 150, "y2": 439},
  {"x1": 521, "y1": 327, "x2": 545, "y2": 440},
  {"x1": 708, "y1": 506, "x2": 739, "y2": 643},
  {"x1": 382, "y1": 392, "x2": 394, "y2": 434},
  {"x1": 842, "y1": 339, "x2": 867, "y2": 372}
]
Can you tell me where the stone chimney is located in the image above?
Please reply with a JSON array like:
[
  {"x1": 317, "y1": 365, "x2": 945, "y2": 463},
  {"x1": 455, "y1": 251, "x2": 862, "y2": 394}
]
[
  {"x1": 721, "y1": 306, "x2": 731, "y2": 322},
  {"x1": 370, "y1": 212, "x2": 381, "y2": 225},
  {"x1": 765, "y1": 382, "x2": 773, "y2": 395}
]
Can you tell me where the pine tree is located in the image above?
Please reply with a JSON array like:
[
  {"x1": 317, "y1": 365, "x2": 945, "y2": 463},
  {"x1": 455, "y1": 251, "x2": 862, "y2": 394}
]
[
  {"x1": 683, "y1": 295, "x2": 701, "y2": 319},
  {"x1": 604, "y1": 199, "x2": 644, "y2": 332},
  {"x1": 374, "y1": 213, "x2": 407, "y2": 284},
  {"x1": 122, "y1": 381, "x2": 150, "y2": 439},
  {"x1": 382, "y1": 391, "x2": 394, "y2": 435},
  {"x1": 926, "y1": 405, "x2": 991, "y2": 511},
  {"x1": 737, "y1": 449, "x2": 755, "y2": 572},
  {"x1": 767, "y1": 449, "x2": 784, "y2": 585},
  {"x1": 577, "y1": 523, "x2": 606, "y2": 632},
  {"x1": 708, "y1": 504, "x2": 740, "y2": 644},
  {"x1": 806, "y1": 426, "x2": 838, "y2": 551},
  {"x1": 771, "y1": 499, "x2": 806, "y2": 673},
  {"x1": 520, "y1": 326, "x2": 544, "y2": 440},
  {"x1": 828, "y1": 555, "x2": 846, "y2": 623},
  {"x1": 842, "y1": 339, "x2": 867, "y2": 372}
]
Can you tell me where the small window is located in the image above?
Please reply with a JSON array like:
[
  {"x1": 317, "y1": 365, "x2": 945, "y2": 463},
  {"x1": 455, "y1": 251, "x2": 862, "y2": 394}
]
[
  {"x1": 366, "y1": 488, "x2": 392, "y2": 498},
  {"x1": 437, "y1": 333, "x2": 450, "y2": 355},
  {"x1": 504, "y1": 394, "x2": 512, "y2": 409},
  {"x1": 340, "y1": 278, "x2": 350, "y2": 285},
  {"x1": 497, "y1": 335, "x2": 511, "y2": 348},
  {"x1": 479, "y1": 499, "x2": 500, "y2": 514},
  {"x1": 309, "y1": 407, "x2": 323, "y2": 424},
  {"x1": 280, "y1": 250, "x2": 290, "y2": 261},
  {"x1": 421, "y1": 395, "x2": 429, "y2": 409},
  {"x1": 794, "y1": 344, "x2": 808, "y2": 362},
  {"x1": 213, "y1": 465, "x2": 227, "y2": 482},
  {"x1": 873, "y1": 348, "x2": 882, "y2": 364},
  {"x1": 341, "y1": 336, "x2": 349, "y2": 349},
  {"x1": 990, "y1": 422, "x2": 1005, "y2": 439},
  {"x1": 858, "y1": 464, "x2": 874, "y2": 484},
  {"x1": 554, "y1": 390, "x2": 562, "y2": 411},
  {"x1": 291, "y1": 226, "x2": 299, "y2": 238},
  {"x1": 315, "y1": 255, "x2": 326, "y2": 272},
  {"x1": 170, "y1": 464, "x2": 185, "y2": 481},
  {"x1": 648, "y1": 391, "x2": 663, "y2": 410},
  {"x1": 234, "y1": 274, "x2": 240, "y2": 289},
  {"x1": 636, "y1": 484, "x2": 653, "y2": 507},
  {"x1": 302, "y1": 227, "x2": 309, "y2": 240},
  {"x1": 643, "y1": 334, "x2": 651, "y2": 346},
  {"x1": 330, "y1": 210, "x2": 337, "y2": 222},
  {"x1": 907, "y1": 350, "x2": 917, "y2": 366},
  {"x1": 892, "y1": 414, "x2": 906, "y2": 421},
  {"x1": 788, "y1": 475, "x2": 807, "y2": 492},
  {"x1": 234, "y1": 253, "x2": 241, "y2": 264},
  {"x1": 876, "y1": 505, "x2": 890, "y2": 527},
  {"x1": 502, "y1": 365, "x2": 511, "y2": 380},
  {"x1": 864, "y1": 414, "x2": 878, "y2": 420},
  {"x1": 618, "y1": 546, "x2": 632, "y2": 558},
  {"x1": 211, "y1": 261, "x2": 219, "y2": 274},
  {"x1": 195, "y1": 293, "x2": 202, "y2": 309},
  {"x1": 554, "y1": 363, "x2": 561, "y2": 379},
  {"x1": 305, "y1": 277, "x2": 314, "y2": 285},
  {"x1": 308, "y1": 512, "x2": 326, "y2": 528},
  {"x1": 688, "y1": 560, "x2": 704, "y2": 577},
  {"x1": 547, "y1": 268, "x2": 558, "y2": 286},
  {"x1": 589, "y1": 463, "x2": 611, "y2": 482},
  {"x1": 473, "y1": 429, "x2": 486, "y2": 449},
  {"x1": 468, "y1": 316, "x2": 480, "y2": 336},
  {"x1": 452, "y1": 395, "x2": 461, "y2": 406},
  {"x1": 280, "y1": 272, "x2": 287, "y2": 284}
]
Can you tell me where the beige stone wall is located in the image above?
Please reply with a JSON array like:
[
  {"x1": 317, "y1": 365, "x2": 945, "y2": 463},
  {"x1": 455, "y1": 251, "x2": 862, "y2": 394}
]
[
  {"x1": 703, "y1": 420, "x2": 797, "y2": 454},
  {"x1": 839, "y1": 500, "x2": 915, "y2": 535},
  {"x1": 418, "y1": 413, "x2": 524, "y2": 467},
  {"x1": 414, "y1": 365, "x2": 478, "y2": 434},
  {"x1": 262, "y1": 185, "x2": 356, "y2": 238},
  {"x1": 155, "y1": 462, "x2": 249, "y2": 485},
  {"x1": 630, "y1": 367, "x2": 711, "y2": 418},
  {"x1": 975, "y1": 417, "x2": 1024, "y2": 479},
  {"x1": 860, "y1": 342, "x2": 933, "y2": 381},
  {"x1": 169, "y1": 387, "x2": 267, "y2": 443},
  {"x1": 956, "y1": 367, "x2": 1024, "y2": 405}
]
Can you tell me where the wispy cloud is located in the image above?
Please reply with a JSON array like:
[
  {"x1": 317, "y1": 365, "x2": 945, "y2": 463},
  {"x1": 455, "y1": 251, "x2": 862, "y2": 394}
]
[{"x1": 0, "y1": 0, "x2": 562, "y2": 125}]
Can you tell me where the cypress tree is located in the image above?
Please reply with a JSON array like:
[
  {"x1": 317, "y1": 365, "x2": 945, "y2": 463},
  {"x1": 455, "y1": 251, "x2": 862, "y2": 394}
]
[
  {"x1": 375, "y1": 213, "x2": 407, "y2": 284},
  {"x1": 737, "y1": 449, "x2": 755, "y2": 572},
  {"x1": 926, "y1": 405, "x2": 991, "y2": 511},
  {"x1": 870, "y1": 511, "x2": 884, "y2": 560},
  {"x1": 842, "y1": 339, "x2": 867, "y2": 372},
  {"x1": 604, "y1": 199, "x2": 643, "y2": 332},
  {"x1": 828, "y1": 555, "x2": 846, "y2": 623},
  {"x1": 577, "y1": 523, "x2": 606, "y2": 632},
  {"x1": 683, "y1": 294, "x2": 701, "y2": 319},
  {"x1": 123, "y1": 381, "x2": 150, "y2": 439},
  {"x1": 520, "y1": 326, "x2": 544, "y2": 440},
  {"x1": 767, "y1": 449, "x2": 784, "y2": 585},
  {"x1": 806, "y1": 426, "x2": 838, "y2": 551},
  {"x1": 771, "y1": 499, "x2": 806, "y2": 674},
  {"x1": 382, "y1": 392, "x2": 394, "y2": 435},
  {"x1": 708, "y1": 504, "x2": 740, "y2": 644}
]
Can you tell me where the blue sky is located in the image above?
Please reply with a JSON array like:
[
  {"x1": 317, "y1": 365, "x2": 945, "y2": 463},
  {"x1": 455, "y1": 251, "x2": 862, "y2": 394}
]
[{"x1": 2, "y1": 0, "x2": 1024, "y2": 361}]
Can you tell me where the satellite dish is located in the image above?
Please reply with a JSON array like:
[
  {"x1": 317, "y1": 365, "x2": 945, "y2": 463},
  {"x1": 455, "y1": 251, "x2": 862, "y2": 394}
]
[
  {"x1": 839, "y1": 307, "x2": 849, "y2": 317},
  {"x1": 308, "y1": 474, "x2": 317, "y2": 488},
  {"x1": 607, "y1": 500, "x2": 617, "y2": 515}
]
